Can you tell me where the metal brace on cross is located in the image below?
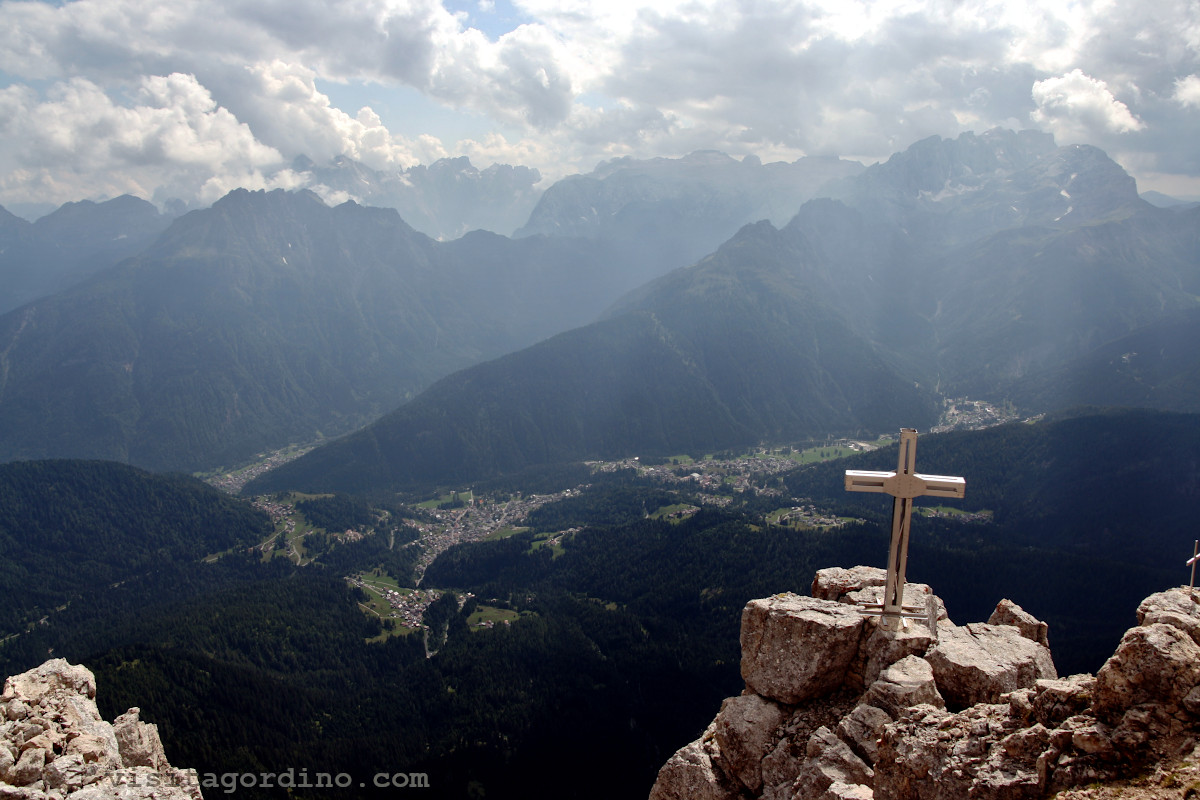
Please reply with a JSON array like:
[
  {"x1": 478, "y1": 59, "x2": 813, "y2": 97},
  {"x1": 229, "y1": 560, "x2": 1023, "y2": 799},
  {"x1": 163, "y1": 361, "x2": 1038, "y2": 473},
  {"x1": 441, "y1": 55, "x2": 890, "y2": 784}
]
[{"x1": 844, "y1": 428, "x2": 966, "y2": 631}]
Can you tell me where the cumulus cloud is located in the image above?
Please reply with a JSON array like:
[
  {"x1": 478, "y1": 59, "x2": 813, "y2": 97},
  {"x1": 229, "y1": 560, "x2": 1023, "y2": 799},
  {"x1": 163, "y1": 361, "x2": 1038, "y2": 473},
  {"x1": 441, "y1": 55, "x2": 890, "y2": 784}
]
[
  {"x1": 1, "y1": 0, "x2": 1199, "y2": 204},
  {"x1": 1030, "y1": 69, "x2": 1145, "y2": 142},
  {"x1": 1175, "y1": 74, "x2": 1200, "y2": 108},
  {"x1": 230, "y1": 61, "x2": 445, "y2": 170},
  {"x1": 0, "y1": 73, "x2": 294, "y2": 206}
]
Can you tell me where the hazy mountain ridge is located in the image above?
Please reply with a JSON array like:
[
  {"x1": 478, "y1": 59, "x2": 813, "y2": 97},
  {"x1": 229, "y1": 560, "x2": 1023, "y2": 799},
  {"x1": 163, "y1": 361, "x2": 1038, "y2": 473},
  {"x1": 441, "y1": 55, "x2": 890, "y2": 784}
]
[
  {"x1": 0, "y1": 195, "x2": 172, "y2": 314},
  {"x1": 515, "y1": 150, "x2": 865, "y2": 277},
  {"x1": 0, "y1": 189, "x2": 631, "y2": 472},
  {"x1": 2, "y1": 129, "x2": 1197, "y2": 487},
  {"x1": 294, "y1": 154, "x2": 543, "y2": 239},
  {"x1": 250, "y1": 219, "x2": 937, "y2": 494},
  {"x1": 821, "y1": 130, "x2": 1148, "y2": 251},
  {"x1": 258, "y1": 130, "x2": 1200, "y2": 493}
]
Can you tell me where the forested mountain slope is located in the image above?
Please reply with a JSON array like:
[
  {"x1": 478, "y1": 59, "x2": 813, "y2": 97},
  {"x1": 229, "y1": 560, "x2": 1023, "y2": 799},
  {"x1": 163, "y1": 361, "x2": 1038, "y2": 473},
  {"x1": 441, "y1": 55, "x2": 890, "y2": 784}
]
[
  {"x1": 0, "y1": 189, "x2": 625, "y2": 471},
  {"x1": 249, "y1": 219, "x2": 937, "y2": 494}
]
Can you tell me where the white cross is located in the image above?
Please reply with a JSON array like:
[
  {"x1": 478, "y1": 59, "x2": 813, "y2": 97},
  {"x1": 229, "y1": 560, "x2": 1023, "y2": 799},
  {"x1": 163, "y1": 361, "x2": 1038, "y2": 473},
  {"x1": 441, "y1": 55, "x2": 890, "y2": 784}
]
[{"x1": 844, "y1": 428, "x2": 965, "y2": 630}]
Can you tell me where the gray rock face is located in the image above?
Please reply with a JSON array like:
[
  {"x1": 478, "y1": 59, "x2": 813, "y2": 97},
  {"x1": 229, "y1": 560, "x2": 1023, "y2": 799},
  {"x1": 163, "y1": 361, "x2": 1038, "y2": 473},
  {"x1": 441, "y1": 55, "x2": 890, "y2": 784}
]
[
  {"x1": 926, "y1": 622, "x2": 1057, "y2": 707},
  {"x1": 793, "y1": 726, "x2": 873, "y2": 800},
  {"x1": 1094, "y1": 621, "x2": 1200, "y2": 722},
  {"x1": 864, "y1": 656, "x2": 944, "y2": 718},
  {"x1": 0, "y1": 659, "x2": 200, "y2": 800},
  {"x1": 650, "y1": 570, "x2": 1200, "y2": 800},
  {"x1": 740, "y1": 594, "x2": 864, "y2": 704},
  {"x1": 713, "y1": 694, "x2": 787, "y2": 792},
  {"x1": 811, "y1": 567, "x2": 888, "y2": 602},
  {"x1": 988, "y1": 598, "x2": 1050, "y2": 648},
  {"x1": 647, "y1": 723, "x2": 741, "y2": 800}
]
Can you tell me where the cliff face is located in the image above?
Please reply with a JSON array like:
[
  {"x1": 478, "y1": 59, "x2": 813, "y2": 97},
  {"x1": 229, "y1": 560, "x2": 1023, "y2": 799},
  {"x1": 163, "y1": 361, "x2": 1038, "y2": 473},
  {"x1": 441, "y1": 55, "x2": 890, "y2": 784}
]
[
  {"x1": 649, "y1": 566, "x2": 1200, "y2": 800},
  {"x1": 0, "y1": 659, "x2": 200, "y2": 799}
]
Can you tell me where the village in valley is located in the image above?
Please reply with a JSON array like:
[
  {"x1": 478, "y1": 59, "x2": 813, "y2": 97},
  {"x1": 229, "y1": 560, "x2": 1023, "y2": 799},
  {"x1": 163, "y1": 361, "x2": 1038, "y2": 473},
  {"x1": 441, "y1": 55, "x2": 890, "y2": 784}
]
[{"x1": 206, "y1": 399, "x2": 1010, "y2": 639}]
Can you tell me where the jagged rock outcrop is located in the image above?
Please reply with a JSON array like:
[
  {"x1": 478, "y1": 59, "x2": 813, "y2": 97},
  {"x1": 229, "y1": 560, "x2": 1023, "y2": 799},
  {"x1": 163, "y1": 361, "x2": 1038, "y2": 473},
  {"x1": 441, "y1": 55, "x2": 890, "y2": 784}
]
[
  {"x1": 0, "y1": 659, "x2": 200, "y2": 799},
  {"x1": 649, "y1": 567, "x2": 1200, "y2": 800}
]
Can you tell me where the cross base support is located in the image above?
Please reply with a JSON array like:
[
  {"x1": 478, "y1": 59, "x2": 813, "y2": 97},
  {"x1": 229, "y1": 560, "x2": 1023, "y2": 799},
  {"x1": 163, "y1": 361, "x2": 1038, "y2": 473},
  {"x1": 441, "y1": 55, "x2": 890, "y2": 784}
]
[{"x1": 857, "y1": 595, "x2": 940, "y2": 640}]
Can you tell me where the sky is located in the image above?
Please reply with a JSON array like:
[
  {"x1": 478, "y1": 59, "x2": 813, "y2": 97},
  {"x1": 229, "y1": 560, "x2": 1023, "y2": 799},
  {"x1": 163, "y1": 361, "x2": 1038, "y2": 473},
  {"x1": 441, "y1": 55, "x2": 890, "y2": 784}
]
[{"x1": 0, "y1": 0, "x2": 1198, "y2": 212}]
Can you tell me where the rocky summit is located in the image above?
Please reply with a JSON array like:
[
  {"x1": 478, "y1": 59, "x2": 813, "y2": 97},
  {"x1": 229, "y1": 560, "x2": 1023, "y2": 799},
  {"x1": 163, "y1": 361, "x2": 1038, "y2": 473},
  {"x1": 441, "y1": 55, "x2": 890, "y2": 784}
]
[
  {"x1": 649, "y1": 566, "x2": 1200, "y2": 800},
  {"x1": 0, "y1": 659, "x2": 199, "y2": 799}
]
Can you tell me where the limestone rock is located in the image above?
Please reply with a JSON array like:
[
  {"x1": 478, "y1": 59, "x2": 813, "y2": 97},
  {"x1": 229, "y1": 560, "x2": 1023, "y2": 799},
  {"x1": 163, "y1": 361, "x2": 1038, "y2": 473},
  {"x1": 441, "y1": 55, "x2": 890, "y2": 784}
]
[
  {"x1": 1094, "y1": 621, "x2": 1200, "y2": 724},
  {"x1": 837, "y1": 703, "x2": 892, "y2": 765},
  {"x1": 713, "y1": 694, "x2": 787, "y2": 792},
  {"x1": 0, "y1": 659, "x2": 201, "y2": 800},
  {"x1": 761, "y1": 737, "x2": 804, "y2": 800},
  {"x1": 648, "y1": 723, "x2": 741, "y2": 800},
  {"x1": 651, "y1": 569, "x2": 1200, "y2": 800},
  {"x1": 811, "y1": 567, "x2": 887, "y2": 602},
  {"x1": 740, "y1": 594, "x2": 863, "y2": 704},
  {"x1": 853, "y1": 623, "x2": 935, "y2": 690},
  {"x1": 988, "y1": 599, "x2": 1049, "y2": 648},
  {"x1": 113, "y1": 708, "x2": 170, "y2": 771},
  {"x1": 1031, "y1": 675, "x2": 1095, "y2": 727},
  {"x1": 818, "y1": 782, "x2": 874, "y2": 800},
  {"x1": 1, "y1": 660, "x2": 95, "y2": 706},
  {"x1": 864, "y1": 655, "x2": 944, "y2": 718},
  {"x1": 793, "y1": 726, "x2": 873, "y2": 800},
  {"x1": 874, "y1": 703, "x2": 1046, "y2": 800},
  {"x1": 926, "y1": 622, "x2": 1056, "y2": 707},
  {"x1": 1137, "y1": 588, "x2": 1200, "y2": 645}
]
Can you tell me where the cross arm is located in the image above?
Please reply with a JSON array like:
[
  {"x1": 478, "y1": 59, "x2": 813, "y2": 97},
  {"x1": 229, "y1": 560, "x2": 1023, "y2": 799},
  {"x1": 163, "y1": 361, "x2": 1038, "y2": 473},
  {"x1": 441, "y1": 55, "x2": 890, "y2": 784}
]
[{"x1": 845, "y1": 470, "x2": 965, "y2": 500}]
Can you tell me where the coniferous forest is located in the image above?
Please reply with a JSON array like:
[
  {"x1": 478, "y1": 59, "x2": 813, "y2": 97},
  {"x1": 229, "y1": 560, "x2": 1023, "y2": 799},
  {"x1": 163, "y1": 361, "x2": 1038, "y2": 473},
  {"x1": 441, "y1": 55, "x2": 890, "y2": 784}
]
[{"x1": 0, "y1": 408, "x2": 1191, "y2": 799}]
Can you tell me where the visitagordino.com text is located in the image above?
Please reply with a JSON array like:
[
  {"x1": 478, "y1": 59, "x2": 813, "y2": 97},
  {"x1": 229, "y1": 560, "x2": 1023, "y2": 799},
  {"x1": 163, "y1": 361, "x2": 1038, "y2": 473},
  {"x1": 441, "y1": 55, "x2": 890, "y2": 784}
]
[{"x1": 113, "y1": 768, "x2": 431, "y2": 793}]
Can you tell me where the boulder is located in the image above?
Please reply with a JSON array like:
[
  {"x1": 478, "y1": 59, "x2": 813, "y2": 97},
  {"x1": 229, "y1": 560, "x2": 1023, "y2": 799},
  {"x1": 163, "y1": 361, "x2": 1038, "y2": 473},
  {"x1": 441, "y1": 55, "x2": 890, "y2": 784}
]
[
  {"x1": 793, "y1": 726, "x2": 873, "y2": 800},
  {"x1": 875, "y1": 703, "x2": 1045, "y2": 800},
  {"x1": 988, "y1": 599, "x2": 1049, "y2": 648},
  {"x1": 837, "y1": 703, "x2": 892, "y2": 765},
  {"x1": 1136, "y1": 588, "x2": 1200, "y2": 645},
  {"x1": 818, "y1": 782, "x2": 875, "y2": 800},
  {"x1": 0, "y1": 659, "x2": 201, "y2": 800},
  {"x1": 713, "y1": 694, "x2": 787, "y2": 792},
  {"x1": 1094, "y1": 621, "x2": 1200, "y2": 724},
  {"x1": 740, "y1": 594, "x2": 864, "y2": 704},
  {"x1": 926, "y1": 622, "x2": 1056, "y2": 707},
  {"x1": 853, "y1": 622, "x2": 936, "y2": 689},
  {"x1": 864, "y1": 655, "x2": 944, "y2": 717},
  {"x1": 1, "y1": 659, "x2": 95, "y2": 705},
  {"x1": 1031, "y1": 675, "x2": 1095, "y2": 727},
  {"x1": 648, "y1": 723, "x2": 741, "y2": 800},
  {"x1": 114, "y1": 708, "x2": 170, "y2": 771},
  {"x1": 811, "y1": 567, "x2": 887, "y2": 602}
]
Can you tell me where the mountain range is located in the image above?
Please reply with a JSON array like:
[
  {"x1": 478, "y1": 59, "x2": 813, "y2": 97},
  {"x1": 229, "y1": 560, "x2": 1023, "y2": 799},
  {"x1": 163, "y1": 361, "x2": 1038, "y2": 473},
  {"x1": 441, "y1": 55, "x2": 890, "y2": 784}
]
[
  {"x1": 2, "y1": 129, "x2": 1198, "y2": 487},
  {"x1": 292, "y1": 154, "x2": 544, "y2": 240},
  {"x1": 0, "y1": 195, "x2": 173, "y2": 314},
  {"x1": 0, "y1": 189, "x2": 630, "y2": 471},
  {"x1": 254, "y1": 129, "x2": 1200, "y2": 493}
]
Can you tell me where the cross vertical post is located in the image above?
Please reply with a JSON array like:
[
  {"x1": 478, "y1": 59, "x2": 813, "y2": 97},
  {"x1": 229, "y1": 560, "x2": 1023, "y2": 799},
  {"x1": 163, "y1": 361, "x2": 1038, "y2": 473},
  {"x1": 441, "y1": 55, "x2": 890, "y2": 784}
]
[
  {"x1": 844, "y1": 428, "x2": 966, "y2": 630},
  {"x1": 1187, "y1": 540, "x2": 1199, "y2": 594}
]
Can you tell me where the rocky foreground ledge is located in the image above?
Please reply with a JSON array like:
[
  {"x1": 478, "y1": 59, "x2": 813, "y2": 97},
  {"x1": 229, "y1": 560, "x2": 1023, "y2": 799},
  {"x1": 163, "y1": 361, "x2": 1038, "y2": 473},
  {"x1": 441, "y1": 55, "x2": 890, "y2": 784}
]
[
  {"x1": 0, "y1": 659, "x2": 199, "y2": 799},
  {"x1": 649, "y1": 566, "x2": 1200, "y2": 800}
]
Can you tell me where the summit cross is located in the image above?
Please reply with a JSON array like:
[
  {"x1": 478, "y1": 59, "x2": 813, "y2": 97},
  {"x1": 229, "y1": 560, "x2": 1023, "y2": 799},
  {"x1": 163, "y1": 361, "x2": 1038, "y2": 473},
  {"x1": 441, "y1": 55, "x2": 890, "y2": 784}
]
[{"x1": 844, "y1": 428, "x2": 966, "y2": 630}]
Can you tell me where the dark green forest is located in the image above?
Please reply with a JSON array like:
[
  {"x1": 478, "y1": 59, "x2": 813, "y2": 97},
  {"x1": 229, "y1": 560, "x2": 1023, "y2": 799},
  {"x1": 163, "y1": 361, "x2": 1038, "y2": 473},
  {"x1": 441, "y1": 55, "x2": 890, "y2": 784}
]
[{"x1": 0, "y1": 409, "x2": 1193, "y2": 799}]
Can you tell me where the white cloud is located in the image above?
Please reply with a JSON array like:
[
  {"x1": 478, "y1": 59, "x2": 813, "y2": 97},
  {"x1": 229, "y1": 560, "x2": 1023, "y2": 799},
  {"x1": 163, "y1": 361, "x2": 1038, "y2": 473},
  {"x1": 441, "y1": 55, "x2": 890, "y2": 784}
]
[
  {"x1": 235, "y1": 61, "x2": 443, "y2": 170},
  {"x1": 0, "y1": 0, "x2": 1199, "y2": 205},
  {"x1": 1175, "y1": 74, "x2": 1200, "y2": 108},
  {"x1": 0, "y1": 73, "x2": 291, "y2": 206},
  {"x1": 1030, "y1": 69, "x2": 1145, "y2": 141}
]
